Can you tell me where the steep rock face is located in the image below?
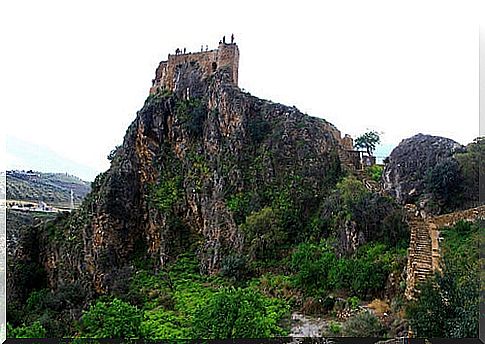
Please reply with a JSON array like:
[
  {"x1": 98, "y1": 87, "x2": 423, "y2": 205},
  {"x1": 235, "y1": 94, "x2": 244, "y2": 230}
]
[
  {"x1": 10, "y1": 62, "x2": 348, "y2": 301},
  {"x1": 382, "y1": 133, "x2": 463, "y2": 206}
]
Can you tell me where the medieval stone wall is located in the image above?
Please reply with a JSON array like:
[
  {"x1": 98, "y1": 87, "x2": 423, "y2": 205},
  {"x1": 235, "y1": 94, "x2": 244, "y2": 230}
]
[
  {"x1": 150, "y1": 43, "x2": 239, "y2": 94},
  {"x1": 404, "y1": 204, "x2": 485, "y2": 300}
]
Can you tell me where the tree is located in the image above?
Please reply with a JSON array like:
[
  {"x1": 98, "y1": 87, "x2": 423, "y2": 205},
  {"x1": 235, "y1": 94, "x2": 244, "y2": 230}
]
[
  {"x1": 80, "y1": 298, "x2": 143, "y2": 338},
  {"x1": 240, "y1": 207, "x2": 287, "y2": 260},
  {"x1": 192, "y1": 287, "x2": 288, "y2": 339},
  {"x1": 354, "y1": 131, "x2": 381, "y2": 156}
]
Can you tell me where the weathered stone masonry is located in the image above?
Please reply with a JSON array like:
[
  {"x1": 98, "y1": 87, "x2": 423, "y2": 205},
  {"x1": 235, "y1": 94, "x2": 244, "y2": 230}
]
[{"x1": 150, "y1": 42, "x2": 239, "y2": 94}]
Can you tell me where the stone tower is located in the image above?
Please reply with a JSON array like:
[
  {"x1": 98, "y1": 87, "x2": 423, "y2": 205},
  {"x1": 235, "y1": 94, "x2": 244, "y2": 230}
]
[{"x1": 150, "y1": 40, "x2": 239, "y2": 94}]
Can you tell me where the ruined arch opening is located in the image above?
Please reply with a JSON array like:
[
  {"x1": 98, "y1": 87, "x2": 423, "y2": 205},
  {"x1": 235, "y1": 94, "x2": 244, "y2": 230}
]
[{"x1": 211, "y1": 62, "x2": 217, "y2": 72}]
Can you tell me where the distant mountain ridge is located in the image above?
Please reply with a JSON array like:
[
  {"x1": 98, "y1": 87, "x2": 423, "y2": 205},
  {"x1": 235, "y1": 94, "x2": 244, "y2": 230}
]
[
  {"x1": 7, "y1": 135, "x2": 100, "y2": 182},
  {"x1": 6, "y1": 170, "x2": 91, "y2": 208}
]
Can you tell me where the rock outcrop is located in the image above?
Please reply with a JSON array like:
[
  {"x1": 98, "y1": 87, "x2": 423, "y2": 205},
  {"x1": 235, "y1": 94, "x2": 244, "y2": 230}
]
[
  {"x1": 382, "y1": 133, "x2": 463, "y2": 207},
  {"x1": 9, "y1": 44, "x2": 353, "y2": 305}
]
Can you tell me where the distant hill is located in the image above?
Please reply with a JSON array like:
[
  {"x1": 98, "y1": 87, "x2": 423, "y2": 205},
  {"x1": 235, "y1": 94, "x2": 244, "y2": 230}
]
[
  {"x1": 6, "y1": 170, "x2": 91, "y2": 208},
  {"x1": 7, "y1": 135, "x2": 100, "y2": 182}
]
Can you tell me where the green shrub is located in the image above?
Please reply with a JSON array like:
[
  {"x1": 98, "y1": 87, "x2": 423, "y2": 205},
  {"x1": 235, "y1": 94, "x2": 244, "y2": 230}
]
[
  {"x1": 292, "y1": 241, "x2": 397, "y2": 299},
  {"x1": 151, "y1": 175, "x2": 183, "y2": 211},
  {"x1": 290, "y1": 241, "x2": 337, "y2": 295},
  {"x1": 318, "y1": 177, "x2": 409, "y2": 249},
  {"x1": 365, "y1": 164, "x2": 384, "y2": 182},
  {"x1": 176, "y1": 98, "x2": 207, "y2": 138},
  {"x1": 7, "y1": 321, "x2": 46, "y2": 338},
  {"x1": 327, "y1": 321, "x2": 342, "y2": 336},
  {"x1": 192, "y1": 287, "x2": 289, "y2": 339},
  {"x1": 454, "y1": 137, "x2": 484, "y2": 206},
  {"x1": 241, "y1": 207, "x2": 287, "y2": 260},
  {"x1": 220, "y1": 254, "x2": 249, "y2": 281},
  {"x1": 425, "y1": 158, "x2": 464, "y2": 211},
  {"x1": 341, "y1": 312, "x2": 385, "y2": 337},
  {"x1": 80, "y1": 298, "x2": 143, "y2": 338},
  {"x1": 347, "y1": 296, "x2": 361, "y2": 310}
]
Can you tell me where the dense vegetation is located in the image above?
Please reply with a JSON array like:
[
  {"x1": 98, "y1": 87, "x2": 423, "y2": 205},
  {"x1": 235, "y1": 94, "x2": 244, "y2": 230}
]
[
  {"x1": 8, "y1": 89, "x2": 481, "y2": 340},
  {"x1": 8, "y1": 174, "x2": 411, "y2": 339},
  {"x1": 422, "y1": 137, "x2": 483, "y2": 213},
  {"x1": 406, "y1": 220, "x2": 482, "y2": 337}
]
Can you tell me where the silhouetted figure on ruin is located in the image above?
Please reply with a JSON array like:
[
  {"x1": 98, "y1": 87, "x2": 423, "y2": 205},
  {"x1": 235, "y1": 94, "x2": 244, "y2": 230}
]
[
  {"x1": 201, "y1": 45, "x2": 204, "y2": 52},
  {"x1": 231, "y1": 33, "x2": 234, "y2": 43},
  {"x1": 205, "y1": 45, "x2": 208, "y2": 51},
  {"x1": 223, "y1": 35, "x2": 226, "y2": 44},
  {"x1": 175, "y1": 48, "x2": 180, "y2": 55},
  {"x1": 183, "y1": 48, "x2": 186, "y2": 54},
  {"x1": 219, "y1": 40, "x2": 222, "y2": 44}
]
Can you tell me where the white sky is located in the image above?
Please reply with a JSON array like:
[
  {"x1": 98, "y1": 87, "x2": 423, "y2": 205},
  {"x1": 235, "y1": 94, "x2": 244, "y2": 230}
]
[{"x1": 1, "y1": 0, "x2": 483, "y2": 177}]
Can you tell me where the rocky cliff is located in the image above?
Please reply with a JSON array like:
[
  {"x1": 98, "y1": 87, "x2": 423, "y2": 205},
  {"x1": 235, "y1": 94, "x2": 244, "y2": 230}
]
[
  {"x1": 9, "y1": 51, "x2": 350, "y2": 306},
  {"x1": 382, "y1": 133, "x2": 464, "y2": 213}
]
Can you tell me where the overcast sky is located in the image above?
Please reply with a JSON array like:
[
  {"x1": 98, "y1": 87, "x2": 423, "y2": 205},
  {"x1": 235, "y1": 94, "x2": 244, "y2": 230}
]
[{"x1": 1, "y1": 1, "x2": 483, "y2": 180}]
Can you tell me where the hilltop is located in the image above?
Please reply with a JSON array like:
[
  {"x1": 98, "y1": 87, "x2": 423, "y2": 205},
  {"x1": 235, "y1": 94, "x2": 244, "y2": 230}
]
[{"x1": 7, "y1": 170, "x2": 91, "y2": 208}]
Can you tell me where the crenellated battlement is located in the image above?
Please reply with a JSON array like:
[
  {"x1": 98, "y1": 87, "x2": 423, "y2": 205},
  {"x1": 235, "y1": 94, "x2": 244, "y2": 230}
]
[{"x1": 150, "y1": 39, "x2": 239, "y2": 94}]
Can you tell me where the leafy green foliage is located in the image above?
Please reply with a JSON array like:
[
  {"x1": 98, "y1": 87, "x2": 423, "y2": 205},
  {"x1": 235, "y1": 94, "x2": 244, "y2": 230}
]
[
  {"x1": 226, "y1": 192, "x2": 252, "y2": 224},
  {"x1": 192, "y1": 287, "x2": 289, "y2": 339},
  {"x1": 80, "y1": 298, "x2": 143, "y2": 338},
  {"x1": 176, "y1": 98, "x2": 207, "y2": 138},
  {"x1": 354, "y1": 130, "x2": 381, "y2": 156},
  {"x1": 341, "y1": 312, "x2": 385, "y2": 337},
  {"x1": 290, "y1": 241, "x2": 337, "y2": 295},
  {"x1": 315, "y1": 176, "x2": 409, "y2": 249},
  {"x1": 291, "y1": 241, "x2": 402, "y2": 299},
  {"x1": 406, "y1": 220, "x2": 481, "y2": 338},
  {"x1": 151, "y1": 175, "x2": 183, "y2": 212},
  {"x1": 365, "y1": 164, "x2": 384, "y2": 182},
  {"x1": 455, "y1": 137, "x2": 484, "y2": 206},
  {"x1": 250, "y1": 273, "x2": 300, "y2": 305},
  {"x1": 7, "y1": 321, "x2": 46, "y2": 338},
  {"x1": 220, "y1": 254, "x2": 249, "y2": 281},
  {"x1": 425, "y1": 158, "x2": 464, "y2": 212},
  {"x1": 327, "y1": 321, "x2": 342, "y2": 336},
  {"x1": 241, "y1": 207, "x2": 287, "y2": 260}
]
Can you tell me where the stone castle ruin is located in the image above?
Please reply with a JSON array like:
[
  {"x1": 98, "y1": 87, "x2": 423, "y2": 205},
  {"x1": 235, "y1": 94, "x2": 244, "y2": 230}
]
[
  {"x1": 148, "y1": 37, "x2": 373, "y2": 171},
  {"x1": 150, "y1": 39, "x2": 239, "y2": 94}
]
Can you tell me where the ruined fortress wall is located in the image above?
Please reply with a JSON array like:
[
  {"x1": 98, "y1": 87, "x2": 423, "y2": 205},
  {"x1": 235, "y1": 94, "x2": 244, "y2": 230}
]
[{"x1": 150, "y1": 43, "x2": 239, "y2": 94}]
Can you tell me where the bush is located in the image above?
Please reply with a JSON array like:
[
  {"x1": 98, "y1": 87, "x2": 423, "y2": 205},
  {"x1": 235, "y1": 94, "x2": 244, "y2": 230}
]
[
  {"x1": 317, "y1": 177, "x2": 409, "y2": 250},
  {"x1": 192, "y1": 287, "x2": 289, "y2": 339},
  {"x1": 290, "y1": 241, "x2": 337, "y2": 295},
  {"x1": 455, "y1": 137, "x2": 484, "y2": 206},
  {"x1": 151, "y1": 175, "x2": 183, "y2": 211},
  {"x1": 425, "y1": 158, "x2": 464, "y2": 211},
  {"x1": 80, "y1": 298, "x2": 143, "y2": 338},
  {"x1": 341, "y1": 312, "x2": 385, "y2": 337},
  {"x1": 291, "y1": 241, "x2": 397, "y2": 299},
  {"x1": 7, "y1": 321, "x2": 46, "y2": 338},
  {"x1": 365, "y1": 164, "x2": 384, "y2": 182},
  {"x1": 176, "y1": 98, "x2": 207, "y2": 138},
  {"x1": 220, "y1": 254, "x2": 249, "y2": 281},
  {"x1": 327, "y1": 321, "x2": 342, "y2": 336},
  {"x1": 241, "y1": 207, "x2": 287, "y2": 260}
]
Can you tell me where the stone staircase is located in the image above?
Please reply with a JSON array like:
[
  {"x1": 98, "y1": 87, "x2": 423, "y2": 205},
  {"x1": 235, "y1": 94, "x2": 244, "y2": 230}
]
[
  {"x1": 404, "y1": 204, "x2": 485, "y2": 300},
  {"x1": 404, "y1": 204, "x2": 434, "y2": 300}
]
